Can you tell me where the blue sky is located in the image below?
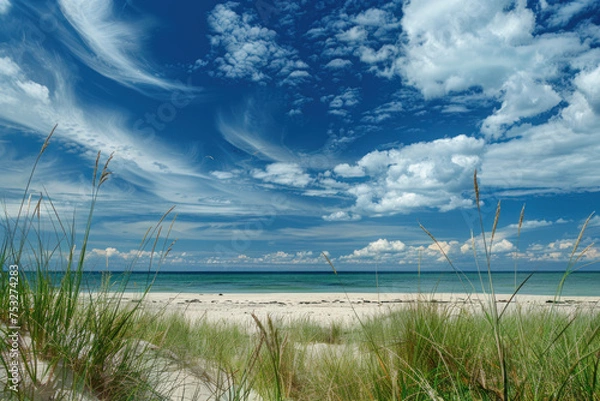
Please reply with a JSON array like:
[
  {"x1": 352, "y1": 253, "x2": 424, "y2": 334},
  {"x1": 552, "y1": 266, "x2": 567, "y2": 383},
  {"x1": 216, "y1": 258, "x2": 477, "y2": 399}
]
[{"x1": 1, "y1": 0, "x2": 600, "y2": 272}]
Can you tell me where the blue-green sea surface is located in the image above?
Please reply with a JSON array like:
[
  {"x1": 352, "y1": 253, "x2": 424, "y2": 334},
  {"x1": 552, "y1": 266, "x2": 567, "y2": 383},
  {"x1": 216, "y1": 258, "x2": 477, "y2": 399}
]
[{"x1": 33, "y1": 271, "x2": 600, "y2": 297}]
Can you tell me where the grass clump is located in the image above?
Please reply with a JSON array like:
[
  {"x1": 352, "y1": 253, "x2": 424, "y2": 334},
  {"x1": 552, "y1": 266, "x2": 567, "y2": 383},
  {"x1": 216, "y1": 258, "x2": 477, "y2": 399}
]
[{"x1": 0, "y1": 127, "x2": 177, "y2": 400}]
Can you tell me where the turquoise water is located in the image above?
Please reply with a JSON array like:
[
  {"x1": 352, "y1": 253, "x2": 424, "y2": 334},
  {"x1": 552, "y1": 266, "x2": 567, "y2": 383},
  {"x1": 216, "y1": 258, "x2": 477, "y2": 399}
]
[{"x1": 50, "y1": 271, "x2": 600, "y2": 297}]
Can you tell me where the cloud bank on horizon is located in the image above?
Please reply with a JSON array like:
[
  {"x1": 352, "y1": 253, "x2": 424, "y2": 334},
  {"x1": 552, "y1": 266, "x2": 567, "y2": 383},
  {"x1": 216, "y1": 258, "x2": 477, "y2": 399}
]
[{"x1": 0, "y1": 0, "x2": 599, "y2": 271}]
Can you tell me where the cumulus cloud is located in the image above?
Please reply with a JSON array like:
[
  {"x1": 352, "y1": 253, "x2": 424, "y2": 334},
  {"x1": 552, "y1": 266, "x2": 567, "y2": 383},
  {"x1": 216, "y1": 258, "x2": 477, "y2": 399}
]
[
  {"x1": 480, "y1": 90, "x2": 600, "y2": 190},
  {"x1": 324, "y1": 87, "x2": 361, "y2": 117},
  {"x1": 354, "y1": 8, "x2": 396, "y2": 27},
  {"x1": 333, "y1": 163, "x2": 365, "y2": 178},
  {"x1": 362, "y1": 100, "x2": 403, "y2": 123},
  {"x1": 252, "y1": 162, "x2": 312, "y2": 188},
  {"x1": 337, "y1": 26, "x2": 368, "y2": 43},
  {"x1": 324, "y1": 58, "x2": 352, "y2": 69},
  {"x1": 202, "y1": 249, "x2": 324, "y2": 266},
  {"x1": 370, "y1": 0, "x2": 600, "y2": 192},
  {"x1": 357, "y1": 44, "x2": 398, "y2": 65},
  {"x1": 310, "y1": 4, "x2": 402, "y2": 78},
  {"x1": 345, "y1": 238, "x2": 406, "y2": 259},
  {"x1": 332, "y1": 135, "x2": 484, "y2": 215},
  {"x1": 341, "y1": 237, "x2": 461, "y2": 265},
  {"x1": 0, "y1": 54, "x2": 58, "y2": 127},
  {"x1": 574, "y1": 65, "x2": 600, "y2": 113},
  {"x1": 524, "y1": 238, "x2": 599, "y2": 262},
  {"x1": 205, "y1": 2, "x2": 308, "y2": 84},
  {"x1": 481, "y1": 73, "x2": 561, "y2": 138},
  {"x1": 90, "y1": 247, "x2": 164, "y2": 261},
  {"x1": 322, "y1": 211, "x2": 361, "y2": 221},
  {"x1": 17, "y1": 80, "x2": 50, "y2": 103},
  {"x1": 0, "y1": 56, "x2": 18, "y2": 75},
  {"x1": 393, "y1": 0, "x2": 595, "y2": 141},
  {"x1": 0, "y1": 56, "x2": 51, "y2": 106},
  {"x1": 460, "y1": 238, "x2": 515, "y2": 254},
  {"x1": 399, "y1": 0, "x2": 542, "y2": 97}
]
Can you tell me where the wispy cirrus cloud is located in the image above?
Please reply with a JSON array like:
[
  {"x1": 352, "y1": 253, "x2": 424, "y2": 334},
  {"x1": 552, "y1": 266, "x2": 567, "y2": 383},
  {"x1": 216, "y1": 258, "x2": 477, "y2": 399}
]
[
  {"x1": 0, "y1": 44, "x2": 254, "y2": 222},
  {"x1": 57, "y1": 0, "x2": 191, "y2": 93},
  {"x1": 216, "y1": 99, "x2": 298, "y2": 163}
]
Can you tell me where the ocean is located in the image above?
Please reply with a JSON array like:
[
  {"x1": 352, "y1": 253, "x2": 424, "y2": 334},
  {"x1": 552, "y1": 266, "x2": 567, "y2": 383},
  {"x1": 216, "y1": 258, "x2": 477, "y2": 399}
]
[{"x1": 58, "y1": 270, "x2": 600, "y2": 297}]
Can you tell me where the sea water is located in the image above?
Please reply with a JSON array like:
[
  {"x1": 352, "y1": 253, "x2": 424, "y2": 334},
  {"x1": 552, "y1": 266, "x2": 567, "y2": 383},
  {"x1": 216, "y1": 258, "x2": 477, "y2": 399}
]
[{"x1": 60, "y1": 271, "x2": 600, "y2": 297}]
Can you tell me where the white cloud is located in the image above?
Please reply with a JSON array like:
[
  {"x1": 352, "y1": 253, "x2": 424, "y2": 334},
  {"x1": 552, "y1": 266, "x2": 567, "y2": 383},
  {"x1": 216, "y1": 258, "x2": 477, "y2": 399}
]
[
  {"x1": 330, "y1": 88, "x2": 360, "y2": 107},
  {"x1": 524, "y1": 238, "x2": 599, "y2": 262},
  {"x1": 206, "y1": 2, "x2": 307, "y2": 84},
  {"x1": 90, "y1": 247, "x2": 167, "y2": 261},
  {"x1": 460, "y1": 238, "x2": 515, "y2": 254},
  {"x1": 334, "y1": 135, "x2": 484, "y2": 215},
  {"x1": 0, "y1": 49, "x2": 279, "y2": 224},
  {"x1": 200, "y1": 249, "x2": 324, "y2": 266},
  {"x1": 339, "y1": 237, "x2": 456, "y2": 265},
  {"x1": 217, "y1": 99, "x2": 297, "y2": 162},
  {"x1": 211, "y1": 170, "x2": 236, "y2": 180},
  {"x1": 393, "y1": 0, "x2": 596, "y2": 141},
  {"x1": 505, "y1": 219, "x2": 553, "y2": 232},
  {"x1": 357, "y1": 44, "x2": 398, "y2": 65},
  {"x1": 58, "y1": 0, "x2": 187, "y2": 92},
  {"x1": 362, "y1": 100, "x2": 403, "y2": 123},
  {"x1": 588, "y1": 215, "x2": 600, "y2": 227},
  {"x1": 333, "y1": 163, "x2": 365, "y2": 178},
  {"x1": 346, "y1": 238, "x2": 407, "y2": 259},
  {"x1": 441, "y1": 105, "x2": 470, "y2": 114},
  {"x1": 399, "y1": 0, "x2": 545, "y2": 98},
  {"x1": 280, "y1": 69, "x2": 311, "y2": 86},
  {"x1": 326, "y1": 88, "x2": 361, "y2": 117},
  {"x1": 337, "y1": 26, "x2": 368, "y2": 43},
  {"x1": 17, "y1": 80, "x2": 50, "y2": 103},
  {"x1": 252, "y1": 162, "x2": 312, "y2": 188},
  {"x1": 574, "y1": 65, "x2": 600, "y2": 113},
  {"x1": 480, "y1": 90, "x2": 600, "y2": 190},
  {"x1": 354, "y1": 8, "x2": 394, "y2": 27},
  {"x1": 322, "y1": 211, "x2": 361, "y2": 221},
  {"x1": 0, "y1": 56, "x2": 19, "y2": 76},
  {"x1": 481, "y1": 73, "x2": 562, "y2": 138},
  {"x1": 0, "y1": 0, "x2": 10, "y2": 15},
  {"x1": 310, "y1": 4, "x2": 402, "y2": 79},
  {"x1": 373, "y1": 0, "x2": 600, "y2": 191},
  {"x1": 324, "y1": 58, "x2": 352, "y2": 69}
]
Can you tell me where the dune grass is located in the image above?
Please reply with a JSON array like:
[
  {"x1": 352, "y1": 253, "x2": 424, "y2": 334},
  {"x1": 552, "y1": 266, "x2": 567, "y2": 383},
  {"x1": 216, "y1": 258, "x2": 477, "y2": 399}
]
[
  {"x1": 0, "y1": 128, "x2": 179, "y2": 400},
  {"x1": 1, "y1": 129, "x2": 599, "y2": 400}
]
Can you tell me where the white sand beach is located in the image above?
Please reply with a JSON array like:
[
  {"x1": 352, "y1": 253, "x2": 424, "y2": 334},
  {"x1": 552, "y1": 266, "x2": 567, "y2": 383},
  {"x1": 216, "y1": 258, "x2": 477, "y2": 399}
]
[{"x1": 127, "y1": 292, "x2": 600, "y2": 327}]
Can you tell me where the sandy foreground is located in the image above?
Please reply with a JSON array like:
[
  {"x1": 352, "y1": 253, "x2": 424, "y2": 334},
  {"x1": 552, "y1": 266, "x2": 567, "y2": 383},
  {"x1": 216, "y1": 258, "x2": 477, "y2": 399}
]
[
  {"x1": 5, "y1": 292, "x2": 599, "y2": 401},
  {"x1": 121, "y1": 292, "x2": 600, "y2": 327}
]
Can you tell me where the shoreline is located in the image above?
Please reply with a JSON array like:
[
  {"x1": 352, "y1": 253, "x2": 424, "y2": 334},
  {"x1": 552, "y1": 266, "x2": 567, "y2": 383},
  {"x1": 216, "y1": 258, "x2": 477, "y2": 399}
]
[{"x1": 114, "y1": 292, "x2": 600, "y2": 326}]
